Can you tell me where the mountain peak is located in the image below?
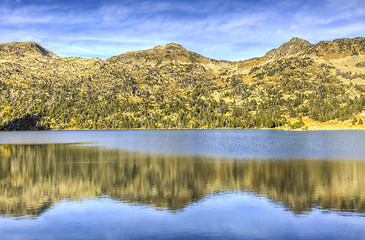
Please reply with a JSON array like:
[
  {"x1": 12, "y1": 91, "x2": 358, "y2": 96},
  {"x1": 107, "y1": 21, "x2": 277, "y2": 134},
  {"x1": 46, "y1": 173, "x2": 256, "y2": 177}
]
[
  {"x1": 264, "y1": 37, "x2": 311, "y2": 60},
  {"x1": 162, "y1": 43, "x2": 186, "y2": 51},
  {"x1": 108, "y1": 42, "x2": 211, "y2": 66},
  {"x1": 0, "y1": 41, "x2": 58, "y2": 58}
]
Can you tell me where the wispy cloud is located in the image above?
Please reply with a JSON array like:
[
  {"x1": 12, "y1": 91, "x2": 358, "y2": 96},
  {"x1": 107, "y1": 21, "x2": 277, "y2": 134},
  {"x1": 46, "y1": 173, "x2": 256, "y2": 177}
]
[{"x1": 0, "y1": 0, "x2": 364, "y2": 60}]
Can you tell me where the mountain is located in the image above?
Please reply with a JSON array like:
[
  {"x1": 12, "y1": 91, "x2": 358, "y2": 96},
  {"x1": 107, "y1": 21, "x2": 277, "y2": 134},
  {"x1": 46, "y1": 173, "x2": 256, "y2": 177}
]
[
  {"x1": 107, "y1": 42, "x2": 234, "y2": 74},
  {"x1": 0, "y1": 37, "x2": 364, "y2": 130},
  {"x1": 108, "y1": 43, "x2": 212, "y2": 65}
]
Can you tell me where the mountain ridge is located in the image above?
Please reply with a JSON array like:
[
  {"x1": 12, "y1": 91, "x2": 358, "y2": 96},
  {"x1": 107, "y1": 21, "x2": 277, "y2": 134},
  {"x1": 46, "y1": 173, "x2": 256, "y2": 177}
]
[
  {"x1": 0, "y1": 37, "x2": 364, "y2": 130},
  {"x1": 109, "y1": 37, "x2": 365, "y2": 64},
  {"x1": 2, "y1": 37, "x2": 365, "y2": 64}
]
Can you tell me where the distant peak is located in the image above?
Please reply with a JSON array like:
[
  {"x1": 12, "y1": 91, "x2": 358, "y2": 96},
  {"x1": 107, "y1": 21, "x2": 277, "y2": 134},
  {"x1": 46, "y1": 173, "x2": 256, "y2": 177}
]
[
  {"x1": 0, "y1": 41, "x2": 58, "y2": 58},
  {"x1": 163, "y1": 43, "x2": 185, "y2": 50},
  {"x1": 264, "y1": 37, "x2": 311, "y2": 59}
]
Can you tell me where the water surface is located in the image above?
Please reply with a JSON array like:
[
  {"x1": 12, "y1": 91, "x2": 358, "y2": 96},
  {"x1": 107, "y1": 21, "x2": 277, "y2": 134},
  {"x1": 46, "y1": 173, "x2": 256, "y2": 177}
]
[
  {"x1": 0, "y1": 130, "x2": 364, "y2": 239},
  {"x1": 1, "y1": 129, "x2": 364, "y2": 159}
]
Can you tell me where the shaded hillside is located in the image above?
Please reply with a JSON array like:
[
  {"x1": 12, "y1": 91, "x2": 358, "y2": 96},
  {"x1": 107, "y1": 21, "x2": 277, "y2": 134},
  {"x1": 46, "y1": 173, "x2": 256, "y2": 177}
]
[
  {"x1": 0, "y1": 113, "x2": 49, "y2": 131},
  {"x1": 0, "y1": 37, "x2": 364, "y2": 130}
]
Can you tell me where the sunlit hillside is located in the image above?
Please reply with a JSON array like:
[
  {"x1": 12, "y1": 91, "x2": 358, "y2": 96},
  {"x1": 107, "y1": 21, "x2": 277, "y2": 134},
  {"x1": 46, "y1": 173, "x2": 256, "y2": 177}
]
[{"x1": 0, "y1": 37, "x2": 364, "y2": 130}]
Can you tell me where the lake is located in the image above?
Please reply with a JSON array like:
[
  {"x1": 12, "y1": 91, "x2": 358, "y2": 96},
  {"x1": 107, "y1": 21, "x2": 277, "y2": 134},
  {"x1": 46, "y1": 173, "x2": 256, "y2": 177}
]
[{"x1": 0, "y1": 129, "x2": 364, "y2": 239}]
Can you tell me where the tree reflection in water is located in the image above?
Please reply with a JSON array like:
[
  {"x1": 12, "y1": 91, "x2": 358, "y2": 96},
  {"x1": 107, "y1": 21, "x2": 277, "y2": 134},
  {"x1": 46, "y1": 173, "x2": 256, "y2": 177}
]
[{"x1": 0, "y1": 144, "x2": 364, "y2": 217}]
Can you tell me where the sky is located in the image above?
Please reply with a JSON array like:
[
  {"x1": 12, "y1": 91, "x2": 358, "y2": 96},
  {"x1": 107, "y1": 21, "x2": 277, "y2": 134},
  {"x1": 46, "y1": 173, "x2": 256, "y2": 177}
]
[{"x1": 0, "y1": 0, "x2": 364, "y2": 61}]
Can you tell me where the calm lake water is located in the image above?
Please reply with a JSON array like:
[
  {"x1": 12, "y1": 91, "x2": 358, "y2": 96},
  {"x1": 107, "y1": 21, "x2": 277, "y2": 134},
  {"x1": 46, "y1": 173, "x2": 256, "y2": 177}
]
[{"x1": 0, "y1": 129, "x2": 365, "y2": 240}]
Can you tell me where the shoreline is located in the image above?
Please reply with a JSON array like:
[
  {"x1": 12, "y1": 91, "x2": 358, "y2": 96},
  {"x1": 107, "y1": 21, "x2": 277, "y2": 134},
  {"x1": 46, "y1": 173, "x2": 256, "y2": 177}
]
[{"x1": 0, "y1": 126, "x2": 364, "y2": 132}]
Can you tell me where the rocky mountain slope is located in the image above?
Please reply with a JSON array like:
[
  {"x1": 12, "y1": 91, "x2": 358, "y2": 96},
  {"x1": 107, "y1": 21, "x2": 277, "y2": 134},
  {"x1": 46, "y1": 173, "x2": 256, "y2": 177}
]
[{"x1": 0, "y1": 37, "x2": 364, "y2": 130}]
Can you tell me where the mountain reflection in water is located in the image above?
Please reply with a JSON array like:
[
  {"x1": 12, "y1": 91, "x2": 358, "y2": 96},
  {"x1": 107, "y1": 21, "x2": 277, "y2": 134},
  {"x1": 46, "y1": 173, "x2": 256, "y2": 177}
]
[{"x1": 0, "y1": 143, "x2": 364, "y2": 218}]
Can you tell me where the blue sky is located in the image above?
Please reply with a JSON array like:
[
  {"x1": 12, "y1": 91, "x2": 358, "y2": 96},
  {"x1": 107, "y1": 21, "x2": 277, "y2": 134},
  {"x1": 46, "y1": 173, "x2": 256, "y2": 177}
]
[{"x1": 0, "y1": 0, "x2": 364, "y2": 60}]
